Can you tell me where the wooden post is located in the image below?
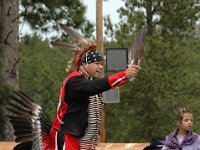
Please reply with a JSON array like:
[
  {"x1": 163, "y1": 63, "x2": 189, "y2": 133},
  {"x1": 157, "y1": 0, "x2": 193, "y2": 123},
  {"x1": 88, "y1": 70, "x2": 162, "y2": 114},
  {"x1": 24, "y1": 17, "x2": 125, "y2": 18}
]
[
  {"x1": 96, "y1": 0, "x2": 106, "y2": 143},
  {"x1": 96, "y1": 0, "x2": 103, "y2": 56}
]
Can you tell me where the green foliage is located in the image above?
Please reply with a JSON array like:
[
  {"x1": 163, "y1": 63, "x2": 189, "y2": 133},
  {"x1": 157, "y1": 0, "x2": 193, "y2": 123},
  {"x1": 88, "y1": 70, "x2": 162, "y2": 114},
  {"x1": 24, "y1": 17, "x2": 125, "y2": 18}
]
[
  {"x1": 0, "y1": 85, "x2": 12, "y2": 111},
  {"x1": 0, "y1": 85, "x2": 12, "y2": 140},
  {"x1": 20, "y1": 0, "x2": 94, "y2": 37},
  {"x1": 19, "y1": 35, "x2": 73, "y2": 119},
  {"x1": 104, "y1": 0, "x2": 200, "y2": 142},
  {"x1": 0, "y1": 59, "x2": 3, "y2": 73}
]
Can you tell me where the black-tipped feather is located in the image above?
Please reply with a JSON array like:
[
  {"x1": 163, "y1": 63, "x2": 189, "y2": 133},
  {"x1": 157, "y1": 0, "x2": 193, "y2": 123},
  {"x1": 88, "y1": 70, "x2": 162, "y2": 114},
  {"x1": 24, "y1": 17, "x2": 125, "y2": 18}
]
[
  {"x1": 9, "y1": 95, "x2": 34, "y2": 110},
  {"x1": 6, "y1": 107, "x2": 30, "y2": 119},
  {"x1": 15, "y1": 90, "x2": 35, "y2": 102},
  {"x1": 14, "y1": 91, "x2": 41, "y2": 110},
  {"x1": 6, "y1": 104, "x2": 32, "y2": 117},
  {"x1": 60, "y1": 24, "x2": 88, "y2": 45},
  {"x1": 14, "y1": 131, "x2": 32, "y2": 137},
  {"x1": 15, "y1": 133, "x2": 38, "y2": 142},
  {"x1": 50, "y1": 41, "x2": 81, "y2": 51},
  {"x1": 12, "y1": 124, "x2": 33, "y2": 131},
  {"x1": 13, "y1": 141, "x2": 32, "y2": 150},
  {"x1": 10, "y1": 119, "x2": 32, "y2": 127}
]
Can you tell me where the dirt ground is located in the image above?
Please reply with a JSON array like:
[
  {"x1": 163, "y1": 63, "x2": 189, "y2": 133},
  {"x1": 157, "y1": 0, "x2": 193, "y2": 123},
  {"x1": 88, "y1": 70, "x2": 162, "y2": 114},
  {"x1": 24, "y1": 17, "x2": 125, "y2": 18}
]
[
  {"x1": 0, "y1": 142, "x2": 149, "y2": 150},
  {"x1": 0, "y1": 142, "x2": 17, "y2": 150},
  {"x1": 96, "y1": 143, "x2": 149, "y2": 150}
]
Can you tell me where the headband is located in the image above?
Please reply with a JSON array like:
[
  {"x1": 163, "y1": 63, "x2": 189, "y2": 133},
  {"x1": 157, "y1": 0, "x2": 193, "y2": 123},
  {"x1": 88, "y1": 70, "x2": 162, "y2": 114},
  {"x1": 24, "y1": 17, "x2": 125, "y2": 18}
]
[{"x1": 81, "y1": 50, "x2": 103, "y2": 65}]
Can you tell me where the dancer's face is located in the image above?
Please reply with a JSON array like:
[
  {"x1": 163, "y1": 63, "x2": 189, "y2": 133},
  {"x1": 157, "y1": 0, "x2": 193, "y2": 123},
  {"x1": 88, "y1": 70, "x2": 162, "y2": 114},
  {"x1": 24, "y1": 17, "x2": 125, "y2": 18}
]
[{"x1": 80, "y1": 61, "x2": 104, "y2": 78}]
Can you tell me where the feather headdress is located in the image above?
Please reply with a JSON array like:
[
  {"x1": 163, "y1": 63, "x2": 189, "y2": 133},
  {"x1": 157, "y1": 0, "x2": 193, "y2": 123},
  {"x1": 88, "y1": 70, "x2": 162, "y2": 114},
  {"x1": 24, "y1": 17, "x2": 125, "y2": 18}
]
[{"x1": 50, "y1": 24, "x2": 97, "y2": 72}]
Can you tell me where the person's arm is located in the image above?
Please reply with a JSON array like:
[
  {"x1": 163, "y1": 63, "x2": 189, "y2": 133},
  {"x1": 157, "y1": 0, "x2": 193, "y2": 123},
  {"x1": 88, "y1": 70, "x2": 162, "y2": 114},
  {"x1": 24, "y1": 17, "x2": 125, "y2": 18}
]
[
  {"x1": 66, "y1": 64, "x2": 140, "y2": 98},
  {"x1": 108, "y1": 64, "x2": 140, "y2": 88},
  {"x1": 67, "y1": 70, "x2": 129, "y2": 97},
  {"x1": 67, "y1": 75, "x2": 111, "y2": 97}
]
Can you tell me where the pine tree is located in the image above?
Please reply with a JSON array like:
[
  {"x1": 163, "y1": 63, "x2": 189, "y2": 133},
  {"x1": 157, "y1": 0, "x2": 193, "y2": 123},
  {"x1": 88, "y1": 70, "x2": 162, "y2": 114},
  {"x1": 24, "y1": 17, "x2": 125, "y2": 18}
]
[{"x1": 105, "y1": 0, "x2": 200, "y2": 142}]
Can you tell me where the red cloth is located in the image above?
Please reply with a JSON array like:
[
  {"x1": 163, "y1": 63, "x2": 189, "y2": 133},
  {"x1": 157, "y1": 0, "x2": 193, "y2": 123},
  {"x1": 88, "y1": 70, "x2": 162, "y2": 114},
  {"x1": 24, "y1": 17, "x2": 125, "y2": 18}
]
[
  {"x1": 43, "y1": 71, "x2": 80, "y2": 150},
  {"x1": 108, "y1": 71, "x2": 128, "y2": 89}
]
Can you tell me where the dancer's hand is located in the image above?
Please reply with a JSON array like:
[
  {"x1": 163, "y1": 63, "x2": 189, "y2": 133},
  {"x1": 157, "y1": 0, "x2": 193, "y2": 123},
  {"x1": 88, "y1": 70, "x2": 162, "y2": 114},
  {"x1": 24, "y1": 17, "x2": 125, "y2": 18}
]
[{"x1": 125, "y1": 64, "x2": 141, "y2": 79}]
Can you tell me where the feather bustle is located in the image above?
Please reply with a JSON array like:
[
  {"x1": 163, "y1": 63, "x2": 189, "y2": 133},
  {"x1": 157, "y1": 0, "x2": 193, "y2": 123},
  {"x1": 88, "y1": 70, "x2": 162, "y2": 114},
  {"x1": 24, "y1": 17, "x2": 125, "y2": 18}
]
[{"x1": 6, "y1": 90, "x2": 52, "y2": 150}]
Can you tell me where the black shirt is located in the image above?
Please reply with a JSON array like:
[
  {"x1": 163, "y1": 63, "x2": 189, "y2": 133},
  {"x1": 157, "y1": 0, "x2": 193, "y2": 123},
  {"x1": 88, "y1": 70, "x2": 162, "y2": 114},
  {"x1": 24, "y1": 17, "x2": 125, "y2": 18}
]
[{"x1": 60, "y1": 74, "x2": 110, "y2": 138}]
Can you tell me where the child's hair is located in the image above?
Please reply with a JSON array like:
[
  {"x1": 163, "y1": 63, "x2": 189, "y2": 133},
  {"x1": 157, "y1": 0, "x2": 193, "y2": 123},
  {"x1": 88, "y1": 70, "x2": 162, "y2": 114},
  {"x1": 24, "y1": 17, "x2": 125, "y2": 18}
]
[{"x1": 176, "y1": 108, "x2": 192, "y2": 121}]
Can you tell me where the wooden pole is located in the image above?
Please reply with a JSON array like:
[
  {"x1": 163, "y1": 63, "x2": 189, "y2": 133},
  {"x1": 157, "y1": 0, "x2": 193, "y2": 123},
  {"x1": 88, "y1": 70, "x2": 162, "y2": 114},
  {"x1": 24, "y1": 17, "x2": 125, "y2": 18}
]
[
  {"x1": 96, "y1": 0, "x2": 106, "y2": 143},
  {"x1": 96, "y1": 0, "x2": 104, "y2": 56}
]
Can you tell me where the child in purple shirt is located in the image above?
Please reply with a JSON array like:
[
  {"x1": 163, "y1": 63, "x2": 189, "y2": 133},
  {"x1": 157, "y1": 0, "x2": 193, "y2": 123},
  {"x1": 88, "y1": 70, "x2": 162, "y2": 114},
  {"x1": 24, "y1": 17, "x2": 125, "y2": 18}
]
[{"x1": 162, "y1": 108, "x2": 200, "y2": 150}]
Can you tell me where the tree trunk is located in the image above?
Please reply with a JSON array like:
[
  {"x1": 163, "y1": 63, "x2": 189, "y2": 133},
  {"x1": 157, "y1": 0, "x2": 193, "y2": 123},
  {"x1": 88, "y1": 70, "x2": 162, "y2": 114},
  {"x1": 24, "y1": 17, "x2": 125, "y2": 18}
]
[
  {"x1": 0, "y1": 0, "x2": 19, "y2": 141},
  {"x1": 146, "y1": 0, "x2": 153, "y2": 36}
]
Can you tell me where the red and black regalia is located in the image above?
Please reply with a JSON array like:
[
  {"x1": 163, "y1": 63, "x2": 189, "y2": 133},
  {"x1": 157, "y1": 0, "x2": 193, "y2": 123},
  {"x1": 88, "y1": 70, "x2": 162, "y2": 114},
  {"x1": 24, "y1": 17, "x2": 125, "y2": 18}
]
[
  {"x1": 46, "y1": 45, "x2": 129, "y2": 150},
  {"x1": 5, "y1": 26, "x2": 137, "y2": 150}
]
